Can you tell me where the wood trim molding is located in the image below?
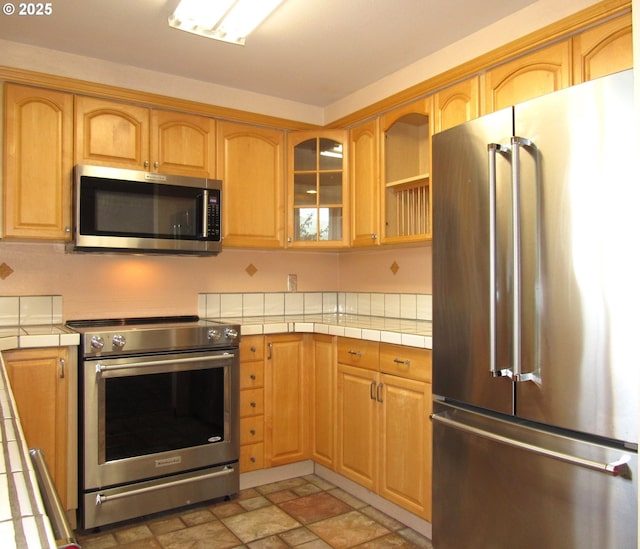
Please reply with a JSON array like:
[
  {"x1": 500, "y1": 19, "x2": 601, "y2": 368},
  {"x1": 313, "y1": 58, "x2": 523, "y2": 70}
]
[
  {"x1": 327, "y1": 0, "x2": 632, "y2": 128},
  {"x1": 0, "y1": 65, "x2": 320, "y2": 132}
]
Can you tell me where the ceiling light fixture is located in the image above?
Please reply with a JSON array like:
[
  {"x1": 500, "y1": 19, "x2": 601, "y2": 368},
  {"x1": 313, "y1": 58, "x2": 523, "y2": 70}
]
[{"x1": 168, "y1": 0, "x2": 284, "y2": 46}]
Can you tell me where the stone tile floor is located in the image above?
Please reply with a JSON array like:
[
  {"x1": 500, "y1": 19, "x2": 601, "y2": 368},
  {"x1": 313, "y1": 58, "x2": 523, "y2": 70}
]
[{"x1": 75, "y1": 475, "x2": 433, "y2": 548}]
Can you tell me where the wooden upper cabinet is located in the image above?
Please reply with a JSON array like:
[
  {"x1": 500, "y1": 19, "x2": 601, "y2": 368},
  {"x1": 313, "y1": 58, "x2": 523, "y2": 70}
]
[
  {"x1": 349, "y1": 118, "x2": 380, "y2": 247},
  {"x1": 4, "y1": 84, "x2": 73, "y2": 240},
  {"x1": 483, "y1": 40, "x2": 571, "y2": 113},
  {"x1": 151, "y1": 110, "x2": 215, "y2": 177},
  {"x1": 380, "y1": 97, "x2": 432, "y2": 244},
  {"x1": 217, "y1": 121, "x2": 285, "y2": 248},
  {"x1": 75, "y1": 96, "x2": 215, "y2": 176},
  {"x1": 572, "y1": 12, "x2": 632, "y2": 84},
  {"x1": 433, "y1": 76, "x2": 480, "y2": 133},
  {"x1": 75, "y1": 96, "x2": 149, "y2": 169},
  {"x1": 287, "y1": 129, "x2": 349, "y2": 248}
]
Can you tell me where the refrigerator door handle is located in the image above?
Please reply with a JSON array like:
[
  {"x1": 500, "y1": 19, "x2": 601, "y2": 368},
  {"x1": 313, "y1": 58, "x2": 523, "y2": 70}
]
[
  {"x1": 431, "y1": 411, "x2": 632, "y2": 479},
  {"x1": 488, "y1": 142, "x2": 512, "y2": 379},
  {"x1": 511, "y1": 136, "x2": 538, "y2": 383}
]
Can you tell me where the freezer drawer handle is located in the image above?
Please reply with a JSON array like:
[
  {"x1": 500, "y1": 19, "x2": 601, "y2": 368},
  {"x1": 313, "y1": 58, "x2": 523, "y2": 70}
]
[
  {"x1": 96, "y1": 465, "x2": 236, "y2": 505},
  {"x1": 430, "y1": 412, "x2": 632, "y2": 479}
]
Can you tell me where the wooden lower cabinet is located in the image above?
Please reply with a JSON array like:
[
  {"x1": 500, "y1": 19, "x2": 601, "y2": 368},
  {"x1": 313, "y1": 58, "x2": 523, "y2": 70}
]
[
  {"x1": 337, "y1": 338, "x2": 432, "y2": 520},
  {"x1": 264, "y1": 334, "x2": 309, "y2": 466},
  {"x1": 310, "y1": 335, "x2": 337, "y2": 469},
  {"x1": 239, "y1": 335, "x2": 265, "y2": 472},
  {"x1": 379, "y1": 372, "x2": 432, "y2": 520},
  {"x1": 3, "y1": 347, "x2": 70, "y2": 508}
]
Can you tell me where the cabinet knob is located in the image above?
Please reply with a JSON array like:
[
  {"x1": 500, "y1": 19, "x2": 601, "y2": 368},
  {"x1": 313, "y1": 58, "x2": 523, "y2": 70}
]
[
  {"x1": 153, "y1": 161, "x2": 159, "y2": 169},
  {"x1": 250, "y1": 374, "x2": 256, "y2": 380},
  {"x1": 250, "y1": 429, "x2": 256, "y2": 436},
  {"x1": 250, "y1": 401, "x2": 257, "y2": 408},
  {"x1": 250, "y1": 456, "x2": 256, "y2": 463},
  {"x1": 250, "y1": 346, "x2": 257, "y2": 353},
  {"x1": 144, "y1": 160, "x2": 149, "y2": 168}
]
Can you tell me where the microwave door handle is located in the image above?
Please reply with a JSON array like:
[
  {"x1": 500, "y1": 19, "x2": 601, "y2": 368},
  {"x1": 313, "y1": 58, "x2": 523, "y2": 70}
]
[{"x1": 201, "y1": 189, "x2": 209, "y2": 238}]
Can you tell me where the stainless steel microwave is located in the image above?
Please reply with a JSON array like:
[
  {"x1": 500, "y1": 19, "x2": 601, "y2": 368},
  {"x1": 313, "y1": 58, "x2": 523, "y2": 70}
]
[{"x1": 70, "y1": 165, "x2": 222, "y2": 255}]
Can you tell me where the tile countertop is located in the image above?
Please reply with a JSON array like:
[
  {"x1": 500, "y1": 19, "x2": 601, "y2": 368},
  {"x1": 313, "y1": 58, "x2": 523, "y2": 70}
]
[
  {"x1": 0, "y1": 358, "x2": 58, "y2": 548},
  {"x1": 0, "y1": 325, "x2": 80, "y2": 353},
  {"x1": 211, "y1": 314, "x2": 433, "y2": 349}
]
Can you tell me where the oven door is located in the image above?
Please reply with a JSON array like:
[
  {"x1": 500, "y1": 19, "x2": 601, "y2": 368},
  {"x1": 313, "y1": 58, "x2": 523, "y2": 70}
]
[{"x1": 82, "y1": 349, "x2": 239, "y2": 491}]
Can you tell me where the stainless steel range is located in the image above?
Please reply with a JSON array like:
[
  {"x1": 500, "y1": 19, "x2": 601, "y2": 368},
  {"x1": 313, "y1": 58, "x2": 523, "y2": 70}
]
[{"x1": 67, "y1": 315, "x2": 240, "y2": 530}]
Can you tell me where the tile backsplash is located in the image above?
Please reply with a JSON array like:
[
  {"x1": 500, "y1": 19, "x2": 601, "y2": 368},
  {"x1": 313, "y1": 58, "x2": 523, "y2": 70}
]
[
  {"x1": 199, "y1": 292, "x2": 432, "y2": 321},
  {"x1": 0, "y1": 295, "x2": 63, "y2": 326}
]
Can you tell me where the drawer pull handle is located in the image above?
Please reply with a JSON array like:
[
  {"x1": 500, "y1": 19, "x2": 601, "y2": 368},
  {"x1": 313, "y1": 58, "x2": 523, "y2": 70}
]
[
  {"x1": 393, "y1": 358, "x2": 411, "y2": 366},
  {"x1": 370, "y1": 381, "x2": 376, "y2": 400},
  {"x1": 348, "y1": 350, "x2": 363, "y2": 357}
]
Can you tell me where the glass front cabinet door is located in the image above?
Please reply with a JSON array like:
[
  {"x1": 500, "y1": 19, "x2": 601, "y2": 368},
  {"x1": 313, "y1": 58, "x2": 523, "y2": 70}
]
[{"x1": 288, "y1": 130, "x2": 349, "y2": 248}]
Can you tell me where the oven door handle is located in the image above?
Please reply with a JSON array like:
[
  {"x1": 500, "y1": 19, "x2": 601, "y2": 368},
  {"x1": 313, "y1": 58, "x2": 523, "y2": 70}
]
[{"x1": 95, "y1": 352, "x2": 235, "y2": 376}]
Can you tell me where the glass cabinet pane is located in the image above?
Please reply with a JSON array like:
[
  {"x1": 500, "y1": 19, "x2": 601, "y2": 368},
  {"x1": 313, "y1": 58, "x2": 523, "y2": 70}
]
[
  {"x1": 319, "y1": 173, "x2": 342, "y2": 205},
  {"x1": 319, "y1": 139, "x2": 343, "y2": 170},
  {"x1": 319, "y1": 207, "x2": 342, "y2": 241},
  {"x1": 294, "y1": 139, "x2": 317, "y2": 171},
  {"x1": 294, "y1": 173, "x2": 317, "y2": 206},
  {"x1": 294, "y1": 208, "x2": 317, "y2": 240}
]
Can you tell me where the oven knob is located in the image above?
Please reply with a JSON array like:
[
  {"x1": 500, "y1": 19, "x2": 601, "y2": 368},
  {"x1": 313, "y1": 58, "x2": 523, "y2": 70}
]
[
  {"x1": 208, "y1": 328, "x2": 222, "y2": 342},
  {"x1": 225, "y1": 328, "x2": 239, "y2": 341},
  {"x1": 112, "y1": 334, "x2": 127, "y2": 349},
  {"x1": 90, "y1": 335, "x2": 105, "y2": 351}
]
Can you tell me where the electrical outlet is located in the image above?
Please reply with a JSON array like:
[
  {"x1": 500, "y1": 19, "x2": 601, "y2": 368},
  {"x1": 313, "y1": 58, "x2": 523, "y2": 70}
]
[{"x1": 287, "y1": 274, "x2": 297, "y2": 292}]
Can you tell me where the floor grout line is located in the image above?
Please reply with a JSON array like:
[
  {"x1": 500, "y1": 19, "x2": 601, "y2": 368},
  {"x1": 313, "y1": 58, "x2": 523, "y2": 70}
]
[{"x1": 74, "y1": 474, "x2": 433, "y2": 548}]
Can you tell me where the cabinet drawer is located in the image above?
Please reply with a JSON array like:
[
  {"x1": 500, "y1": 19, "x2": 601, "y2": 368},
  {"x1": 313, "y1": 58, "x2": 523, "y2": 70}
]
[
  {"x1": 240, "y1": 388, "x2": 264, "y2": 417},
  {"x1": 337, "y1": 338, "x2": 379, "y2": 371},
  {"x1": 240, "y1": 335, "x2": 264, "y2": 360},
  {"x1": 240, "y1": 361, "x2": 264, "y2": 389},
  {"x1": 240, "y1": 415, "x2": 264, "y2": 445},
  {"x1": 240, "y1": 443, "x2": 264, "y2": 472},
  {"x1": 380, "y1": 343, "x2": 431, "y2": 382}
]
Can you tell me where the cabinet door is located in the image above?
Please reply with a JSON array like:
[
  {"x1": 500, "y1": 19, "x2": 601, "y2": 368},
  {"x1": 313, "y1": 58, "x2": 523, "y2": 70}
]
[
  {"x1": 217, "y1": 121, "x2": 285, "y2": 248},
  {"x1": 4, "y1": 84, "x2": 73, "y2": 240},
  {"x1": 75, "y1": 96, "x2": 150, "y2": 169},
  {"x1": 151, "y1": 110, "x2": 215, "y2": 177},
  {"x1": 337, "y1": 364, "x2": 379, "y2": 491},
  {"x1": 4, "y1": 348, "x2": 69, "y2": 508},
  {"x1": 433, "y1": 76, "x2": 480, "y2": 133},
  {"x1": 310, "y1": 335, "x2": 336, "y2": 469},
  {"x1": 380, "y1": 98, "x2": 431, "y2": 244},
  {"x1": 349, "y1": 119, "x2": 380, "y2": 247},
  {"x1": 379, "y1": 374, "x2": 432, "y2": 520},
  {"x1": 484, "y1": 40, "x2": 571, "y2": 113},
  {"x1": 572, "y1": 13, "x2": 632, "y2": 83},
  {"x1": 264, "y1": 334, "x2": 308, "y2": 466},
  {"x1": 288, "y1": 130, "x2": 349, "y2": 248}
]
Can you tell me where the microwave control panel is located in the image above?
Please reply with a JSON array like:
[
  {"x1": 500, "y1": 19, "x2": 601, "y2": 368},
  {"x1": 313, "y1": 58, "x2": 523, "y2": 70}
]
[{"x1": 207, "y1": 191, "x2": 221, "y2": 240}]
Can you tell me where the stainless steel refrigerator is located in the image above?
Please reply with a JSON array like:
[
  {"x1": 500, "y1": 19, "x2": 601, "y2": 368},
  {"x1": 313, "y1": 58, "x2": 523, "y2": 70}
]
[{"x1": 431, "y1": 69, "x2": 637, "y2": 548}]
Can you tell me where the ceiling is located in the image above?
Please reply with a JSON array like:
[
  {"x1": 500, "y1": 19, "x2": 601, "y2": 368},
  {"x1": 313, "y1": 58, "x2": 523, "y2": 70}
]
[{"x1": 0, "y1": 0, "x2": 537, "y2": 107}]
